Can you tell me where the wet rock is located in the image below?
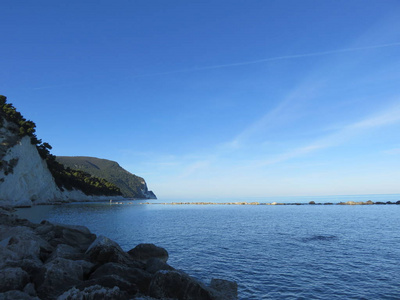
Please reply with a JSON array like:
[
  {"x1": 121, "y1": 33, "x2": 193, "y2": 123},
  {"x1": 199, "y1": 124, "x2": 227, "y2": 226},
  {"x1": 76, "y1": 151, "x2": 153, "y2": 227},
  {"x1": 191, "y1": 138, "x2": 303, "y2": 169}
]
[
  {"x1": 57, "y1": 285, "x2": 128, "y2": 300},
  {"x1": 0, "y1": 267, "x2": 30, "y2": 292},
  {"x1": 145, "y1": 257, "x2": 175, "y2": 274},
  {"x1": 209, "y1": 278, "x2": 238, "y2": 300},
  {"x1": 35, "y1": 258, "x2": 93, "y2": 300},
  {"x1": 89, "y1": 262, "x2": 151, "y2": 293},
  {"x1": 148, "y1": 270, "x2": 213, "y2": 300},
  {"x1": 85, "y1": 235, "x2": 133, "y2": 265},
  {"x1": 128, "y1": 243, "x2": 169, "y2": 263}
]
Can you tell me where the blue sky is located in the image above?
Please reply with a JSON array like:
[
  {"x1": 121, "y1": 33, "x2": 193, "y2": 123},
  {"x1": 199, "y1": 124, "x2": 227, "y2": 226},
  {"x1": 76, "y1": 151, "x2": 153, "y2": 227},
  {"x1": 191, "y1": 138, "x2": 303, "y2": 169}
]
[{"x1": 2, "y1": 1, "x2": 400, "y2": 198}]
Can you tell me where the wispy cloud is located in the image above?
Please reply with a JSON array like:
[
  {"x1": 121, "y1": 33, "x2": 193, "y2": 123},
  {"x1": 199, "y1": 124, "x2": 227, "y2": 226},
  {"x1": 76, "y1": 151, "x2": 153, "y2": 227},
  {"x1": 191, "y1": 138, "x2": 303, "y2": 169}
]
[
  {"x1": 133, "y1": 42, "x2": 400, "y2": 79},
  {"x1": 255, "y1": 101, "x2": 400, "y2": 167},
  {"x1": 383, "y1": 148, "x2": 400, "y2": 155}
]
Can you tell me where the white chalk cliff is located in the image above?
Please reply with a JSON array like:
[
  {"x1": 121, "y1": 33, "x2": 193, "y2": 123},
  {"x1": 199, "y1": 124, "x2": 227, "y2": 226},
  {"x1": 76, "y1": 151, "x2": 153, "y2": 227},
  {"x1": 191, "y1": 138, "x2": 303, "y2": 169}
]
[{"x1": 0, "y1": 121, "x2": 123, "y2": 207}]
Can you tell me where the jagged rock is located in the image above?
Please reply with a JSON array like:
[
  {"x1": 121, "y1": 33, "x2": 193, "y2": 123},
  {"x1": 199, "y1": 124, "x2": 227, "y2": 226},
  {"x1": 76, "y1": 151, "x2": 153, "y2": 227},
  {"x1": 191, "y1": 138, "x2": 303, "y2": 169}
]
[
  {"x1": 145, "y1": 257, "x2": 175, "y2": 274},
  {"x1": 85, "y1": 235, "x2": 133, "y2": 265},
  {"x1": 0, "y1": 225, "x2": 53, "y2": 265},
  {"x1": 0, "y1": 290, "x2": 40, "y2": 300},
  {"x1": 128, "y1": 243, "x2": 169, "y2": 263},
  {"x1": 46, "y1": 244, "x2": 84, "y2": 262},
  {"x1": 57, "y1": 285, "x2": 128, "y2": 300},
  {"x1": 89, "y1": 262, "x2": 151, "y2": 293},
  {"x1": 148, "y1": 270, "x2": 213, "y2": 300},
  {"x1": 209, "y1": 279, "x2": 238, "y2": 300},
  {"x1": 35, "y1": 258, "x2": 93, "y2": 300},
  {"x1": 76, "y1": 275, "x2": 138, "y2": 298},
  {"x1": 0, "y1": 267, "x2": 30, "y2": 292},
  {"x1": 41, "y1": 224, "x2": 96, "y2": 252}
]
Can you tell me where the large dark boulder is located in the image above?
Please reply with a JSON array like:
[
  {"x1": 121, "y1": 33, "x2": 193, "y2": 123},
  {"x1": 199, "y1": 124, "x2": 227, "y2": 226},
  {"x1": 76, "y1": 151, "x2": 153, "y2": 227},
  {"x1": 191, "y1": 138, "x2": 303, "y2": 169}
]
[
  {"x1": 0, "y1": 267, "x2": 30, "y2": 292},
  {"x1": 209, "y1": 278, "x2": 238, "y2": 300},
  {"x1": 46, "y1": 243, "x2": 84, "y2": 263},
  {"x1": 35, "y1": 258, "x2": 93, "y2": 300},
  {"x1": 38, "y1": 222, "x2": 96, "y2": 252},
  {"x1": 85, "y1": 235, "x2": 133, "y2": 265},
  {"x1": 148, "y1": 270, "x2": 213, "y2": 300},
  {"x1": 89, "y1": 262, "x2": 151, "y2": 293},
  {"x1": 128, "y1": 243, "x2": 169, "y2": 263}
]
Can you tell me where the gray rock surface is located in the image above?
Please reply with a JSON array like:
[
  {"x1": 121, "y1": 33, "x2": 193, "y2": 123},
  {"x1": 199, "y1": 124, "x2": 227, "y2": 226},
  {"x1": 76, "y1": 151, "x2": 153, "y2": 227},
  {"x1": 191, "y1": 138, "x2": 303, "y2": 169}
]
[
  {"x1": 0, "y1": 210, "x2": 238, "y2": 300},
  {"x1": 85, "y1": 235, "x2": 133, "y2": 265}
]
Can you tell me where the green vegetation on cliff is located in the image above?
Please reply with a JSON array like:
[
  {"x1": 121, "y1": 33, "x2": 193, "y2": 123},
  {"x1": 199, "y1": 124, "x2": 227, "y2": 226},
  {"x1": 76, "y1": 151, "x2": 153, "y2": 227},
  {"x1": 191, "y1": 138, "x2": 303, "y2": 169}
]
[
  {"x1": 56, "y1": 156, "x2": 156, "y2": 199},
  {"x1": 0, "y1": 95, "x2": 122, "y2": 196}
]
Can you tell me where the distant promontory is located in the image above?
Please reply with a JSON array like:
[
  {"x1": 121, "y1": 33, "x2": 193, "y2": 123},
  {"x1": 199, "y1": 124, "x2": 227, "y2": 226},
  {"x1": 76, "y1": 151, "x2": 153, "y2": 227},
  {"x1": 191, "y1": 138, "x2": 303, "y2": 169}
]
[{"x1": 56, "y1": 156, "x2": 156, "y2": 200}]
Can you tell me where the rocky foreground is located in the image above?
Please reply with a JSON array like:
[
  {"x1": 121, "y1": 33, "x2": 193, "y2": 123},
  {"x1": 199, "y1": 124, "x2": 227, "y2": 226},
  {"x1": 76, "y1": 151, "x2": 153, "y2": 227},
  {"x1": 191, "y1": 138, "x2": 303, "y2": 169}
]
[{"x1": 0, "y1": 208, "x2": 237, "y2": 300}]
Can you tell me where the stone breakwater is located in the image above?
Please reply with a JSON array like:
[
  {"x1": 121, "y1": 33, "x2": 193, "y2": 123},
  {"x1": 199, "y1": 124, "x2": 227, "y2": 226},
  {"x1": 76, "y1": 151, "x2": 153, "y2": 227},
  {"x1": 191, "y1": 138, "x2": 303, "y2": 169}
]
[
  {"x1": 132, "y1": 200, "x2": 400, "y2": 206},
  {"x1": 0, "y1": 208, "x2": 237, "y2": 300}
]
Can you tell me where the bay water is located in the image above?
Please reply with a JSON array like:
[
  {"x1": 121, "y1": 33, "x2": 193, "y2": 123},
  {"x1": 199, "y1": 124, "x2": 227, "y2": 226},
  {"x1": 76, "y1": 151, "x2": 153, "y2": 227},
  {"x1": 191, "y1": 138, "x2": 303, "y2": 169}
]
[{"x1": 17, "y1": 195, "x2": 400, "y2": 299}]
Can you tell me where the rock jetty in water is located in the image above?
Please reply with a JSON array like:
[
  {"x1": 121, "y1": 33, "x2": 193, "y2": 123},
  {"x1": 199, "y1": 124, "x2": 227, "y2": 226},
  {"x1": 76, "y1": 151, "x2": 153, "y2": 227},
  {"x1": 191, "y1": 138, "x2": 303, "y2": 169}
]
[{"x1": 0, "y1": 207, "x2": 237, "y2": 299}]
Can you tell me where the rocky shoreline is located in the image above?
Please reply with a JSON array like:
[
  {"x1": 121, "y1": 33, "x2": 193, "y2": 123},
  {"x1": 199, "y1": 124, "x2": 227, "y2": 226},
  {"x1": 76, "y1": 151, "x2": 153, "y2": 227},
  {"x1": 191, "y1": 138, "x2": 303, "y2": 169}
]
[{"x1": 0, "y1": 207, "x2": 237, "y2": 300}]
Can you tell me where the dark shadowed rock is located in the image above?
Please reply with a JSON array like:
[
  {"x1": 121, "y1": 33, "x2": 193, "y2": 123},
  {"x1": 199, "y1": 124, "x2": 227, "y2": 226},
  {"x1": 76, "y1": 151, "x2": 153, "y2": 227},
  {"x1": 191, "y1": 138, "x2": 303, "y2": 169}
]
[
  {"x1": 58, "y1": 285, "x2": 128, "y2": 300},
  {"x1": 0, "y1": 290, "x2": 40, "y2": 300},
  {"x1": 85, "y1": 235, "x2": 133, "y2": 265},
  {"x1": 76, "y1": 275, "x2": 138, "y2": 297},
  {"x1": 148, "y1": 270, "x2": 213, "y2": 300},
  {"x1": 46, "y1": 243, "x2": 84, "y2": 262},
  {"x1": 89, "y1": 262, "x2": 151, "y2": 293},
  {"x1": 0, "y1": 267, "x2": 30, "y2": 292},
  {"x1": 3, "y1": 258, "x2": 43, "y2": 278},
  {"x1": 128, "y1": 243, "x2": 169, "y2": 263},
  {"x1": 146, "y1": 257, "x2": 175, "y2": 274},
  {"x1": 23, "y1": 282, "x2": 37, "y2": 297},
  {"x1": 35, "y1": 258, "x2": 93, "y2": 300},
  {"x1": 40, "y1": 223, "x2": 96, "y2": 252},
  {"x1": 209, "y1": 278, "x2": 238, "y2": 300}
]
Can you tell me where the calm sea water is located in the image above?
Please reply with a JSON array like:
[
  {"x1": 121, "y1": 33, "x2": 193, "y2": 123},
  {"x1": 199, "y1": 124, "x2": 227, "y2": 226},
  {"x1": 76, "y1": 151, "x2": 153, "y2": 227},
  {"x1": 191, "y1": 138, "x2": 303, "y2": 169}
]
[{"x1": 17, "y1": 196, "x2": 400, "y2": 300}]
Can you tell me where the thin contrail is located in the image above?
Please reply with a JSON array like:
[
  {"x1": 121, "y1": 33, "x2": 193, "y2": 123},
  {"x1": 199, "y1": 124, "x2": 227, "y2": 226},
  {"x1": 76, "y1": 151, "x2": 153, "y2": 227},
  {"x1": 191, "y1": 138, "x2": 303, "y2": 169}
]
[{"x1": 133, "y1": 42, "x2": 400, "y2": 78}]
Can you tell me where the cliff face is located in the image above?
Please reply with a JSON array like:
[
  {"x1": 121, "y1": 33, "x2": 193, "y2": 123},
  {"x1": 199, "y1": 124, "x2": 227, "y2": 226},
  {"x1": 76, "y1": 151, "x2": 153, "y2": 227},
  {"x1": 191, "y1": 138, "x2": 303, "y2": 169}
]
[
  {"x1": 0, "y1": 135, "x2": 61, "y2": 206},
  {"x1": 0, "y1": 120, "x2": 124, "y2": 207},
  {"x1": 56, "y1": 156, "x2": 157, "y2": 199}
]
